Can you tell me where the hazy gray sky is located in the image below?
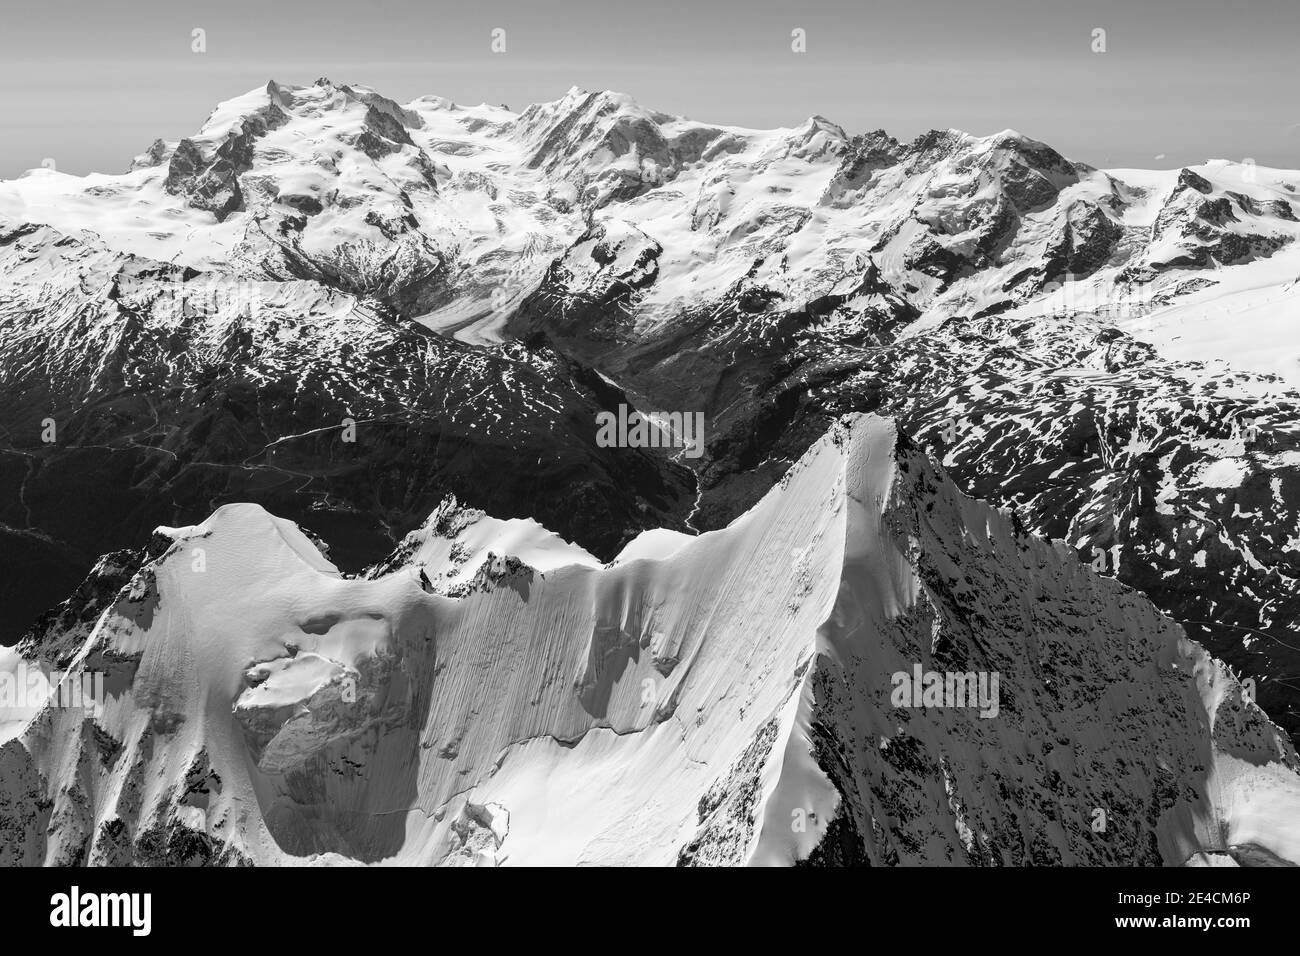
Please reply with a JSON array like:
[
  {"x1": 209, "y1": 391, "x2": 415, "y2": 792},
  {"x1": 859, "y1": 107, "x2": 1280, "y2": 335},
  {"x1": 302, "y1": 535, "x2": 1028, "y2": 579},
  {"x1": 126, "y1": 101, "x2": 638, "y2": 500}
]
[{"x1": 2, "y1": 0, "x2": 1297, "y2": 177}]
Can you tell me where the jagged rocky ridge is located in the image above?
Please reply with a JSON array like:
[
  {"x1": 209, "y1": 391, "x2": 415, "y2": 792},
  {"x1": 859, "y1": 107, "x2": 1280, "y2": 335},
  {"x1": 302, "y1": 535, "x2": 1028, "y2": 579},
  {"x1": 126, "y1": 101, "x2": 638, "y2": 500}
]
[{"x1": 2, "y1": 415, "x2": 1297, "y2": 866}]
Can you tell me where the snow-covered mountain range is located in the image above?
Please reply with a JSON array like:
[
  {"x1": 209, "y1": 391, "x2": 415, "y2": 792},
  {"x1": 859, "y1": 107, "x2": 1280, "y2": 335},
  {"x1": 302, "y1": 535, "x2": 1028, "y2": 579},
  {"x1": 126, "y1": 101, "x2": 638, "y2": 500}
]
[
  {"x1": 6, "y1": 79, "x2": 1299, "y2": 372},
  {"x1": 2, "y1": 79, "x2": 1299, "y2": 865},
  {"x1": 5, "y1": 414, "x2": 1298, "y2": 865}
]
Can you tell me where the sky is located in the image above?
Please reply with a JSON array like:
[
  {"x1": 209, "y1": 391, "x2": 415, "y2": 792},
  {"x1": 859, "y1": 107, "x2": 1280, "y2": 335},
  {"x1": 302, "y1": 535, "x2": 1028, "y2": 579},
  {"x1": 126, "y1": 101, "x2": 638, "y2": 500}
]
[{"x1": 1, "y1": 0, "x2": 1297, "y2": 178}]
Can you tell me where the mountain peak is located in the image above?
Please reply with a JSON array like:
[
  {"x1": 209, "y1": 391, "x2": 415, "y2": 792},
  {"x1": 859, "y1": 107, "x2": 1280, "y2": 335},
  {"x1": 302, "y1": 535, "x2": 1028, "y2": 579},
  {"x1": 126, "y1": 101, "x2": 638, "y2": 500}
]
[{"x1": 8, "y1": 411, "x2": 1299, "y2": 865}]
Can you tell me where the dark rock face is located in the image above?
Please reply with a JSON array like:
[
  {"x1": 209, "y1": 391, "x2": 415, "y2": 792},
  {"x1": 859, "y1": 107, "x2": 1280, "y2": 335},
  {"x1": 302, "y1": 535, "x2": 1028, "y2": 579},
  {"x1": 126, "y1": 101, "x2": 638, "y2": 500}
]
[
  {"x1": 1050, "y1": 202, "x2": 1124, "y2": 280},
  {"x1": 1176, "y1": 167, "x2": 1214, "y2": 196},
  {"x1": 0, "y1": 740, "x2": 51, "y2": 866},
  {"x1": 17, "y1": 545, "x2": 157, "y2": 669},
  {"x1": 676, "y1": 717, "x2": 781, "y2": 866},
  {"x1": 786, "y1": 427, "x2": 1295, "y2": 867},
  {"x1": 129, "y1": 138, "x2": 169, "y2": 172},
  {"x1": 164, "y1": 100, "x2": 289, "y2": 221},
  {"x1": 820, "y1": 130, "x2": 904, "y2": 207}
]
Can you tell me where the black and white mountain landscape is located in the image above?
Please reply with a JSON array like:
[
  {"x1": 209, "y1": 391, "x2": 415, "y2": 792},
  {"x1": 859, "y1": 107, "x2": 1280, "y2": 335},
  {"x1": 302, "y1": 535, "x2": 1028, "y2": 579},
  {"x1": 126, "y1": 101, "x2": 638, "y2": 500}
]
[{"x1": 2, "y1": 74, "x2": 1299, "y2": 868}]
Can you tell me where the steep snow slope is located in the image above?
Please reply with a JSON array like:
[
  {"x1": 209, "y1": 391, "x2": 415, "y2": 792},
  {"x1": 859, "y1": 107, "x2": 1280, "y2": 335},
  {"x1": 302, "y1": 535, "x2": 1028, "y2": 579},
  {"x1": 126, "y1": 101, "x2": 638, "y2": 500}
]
[{"x1": 3, "y1": 415, "x2": 1296, "y2": 866}]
